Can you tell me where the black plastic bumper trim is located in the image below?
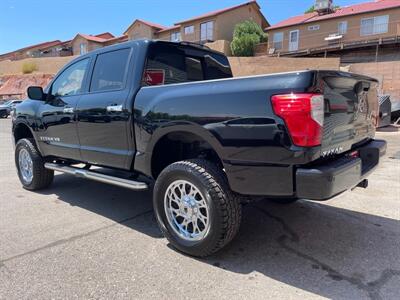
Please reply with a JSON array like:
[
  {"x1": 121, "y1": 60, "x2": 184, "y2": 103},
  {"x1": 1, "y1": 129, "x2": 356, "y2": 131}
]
[{"x1": 296, "y1": 139, "x2": 387, "y2": 200}]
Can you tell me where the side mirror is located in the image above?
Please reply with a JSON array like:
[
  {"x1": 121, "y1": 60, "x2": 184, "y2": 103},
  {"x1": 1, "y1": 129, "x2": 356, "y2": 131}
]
[{"x1": 27, "y1": 86, "x2": 45, "y2": 101}]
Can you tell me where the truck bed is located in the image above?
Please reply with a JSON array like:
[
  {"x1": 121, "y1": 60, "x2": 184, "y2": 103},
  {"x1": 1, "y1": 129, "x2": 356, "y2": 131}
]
[{"x1": 134, "y1": 69, "x2": 379, "y2": 196}]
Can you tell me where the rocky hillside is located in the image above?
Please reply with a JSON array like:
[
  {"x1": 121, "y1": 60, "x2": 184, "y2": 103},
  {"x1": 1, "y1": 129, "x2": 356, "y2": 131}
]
[{"x1": 0, "y1": 74, "x2": 53, "y2": 99}]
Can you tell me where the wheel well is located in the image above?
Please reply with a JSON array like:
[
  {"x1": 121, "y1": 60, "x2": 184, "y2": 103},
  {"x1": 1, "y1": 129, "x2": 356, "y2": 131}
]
[
  {"x1": 151, "y1": 132, "x2": 223, "y2": 179},
  {"x1": 14, "y1": 123, "x2": 33, "y2": 143}
]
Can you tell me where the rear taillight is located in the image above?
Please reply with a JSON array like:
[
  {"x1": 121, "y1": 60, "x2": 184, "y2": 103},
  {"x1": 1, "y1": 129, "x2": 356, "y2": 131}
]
[{"x1": 271, "y1": 93, "x2": 324, "y2": 147}]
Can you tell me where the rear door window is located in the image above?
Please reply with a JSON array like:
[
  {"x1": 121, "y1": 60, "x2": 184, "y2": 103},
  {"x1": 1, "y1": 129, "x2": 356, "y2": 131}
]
[{"x1": 90, "y1": 48, "x2": 130, "y2": 92}]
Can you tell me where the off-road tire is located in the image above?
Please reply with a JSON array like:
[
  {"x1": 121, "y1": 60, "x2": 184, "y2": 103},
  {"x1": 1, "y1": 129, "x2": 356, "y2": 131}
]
[
  {"x1": 153, "y1": 159, "x2": 242, "y2": 257},
  {"x1": 15, "y1": 138, "x2": 54, "y2": 190}
]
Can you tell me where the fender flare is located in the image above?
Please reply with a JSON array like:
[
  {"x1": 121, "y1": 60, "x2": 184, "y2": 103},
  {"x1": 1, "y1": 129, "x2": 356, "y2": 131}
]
[
  {"x1": 12, "y1": 119, "x2": 41, "y2": 151},
  {"x1": 135, "y1": 122, "x2": 225, "y2": 177}
]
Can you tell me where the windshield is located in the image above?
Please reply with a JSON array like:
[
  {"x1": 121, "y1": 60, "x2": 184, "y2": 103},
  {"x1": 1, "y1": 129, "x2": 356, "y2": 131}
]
[{"x1": 1, "y1": 101, "x2": 12, "y2": 106}]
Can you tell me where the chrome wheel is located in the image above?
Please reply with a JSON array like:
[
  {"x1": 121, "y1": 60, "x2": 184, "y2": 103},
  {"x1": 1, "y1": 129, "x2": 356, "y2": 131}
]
[
  {"x1": 18, "y1": 148, "x2": 33, "y2": 184},
  {"x1": 164, "y1": 180, "x2": 210, "y2": 242}
]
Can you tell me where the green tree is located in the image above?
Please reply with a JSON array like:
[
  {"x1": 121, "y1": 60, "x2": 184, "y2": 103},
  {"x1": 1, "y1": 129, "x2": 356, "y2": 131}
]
[
  {"x1": 305, "y1": 5, "x2": 340, "y2": 13},
  {"x1": 305, "y1": 5, "x2": 315, "y2": 13},
  {"x1": 230, "y1": 20, "x2": 267, "y2": 57}
]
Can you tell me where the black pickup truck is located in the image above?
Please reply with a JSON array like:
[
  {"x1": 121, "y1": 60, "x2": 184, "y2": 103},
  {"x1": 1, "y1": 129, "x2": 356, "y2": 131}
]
[{"x1": 12, "y1": 40, "x2": 386, "y2": 257}]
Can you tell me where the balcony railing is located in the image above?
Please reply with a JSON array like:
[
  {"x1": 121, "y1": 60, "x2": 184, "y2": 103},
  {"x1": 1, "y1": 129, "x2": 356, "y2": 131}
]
[{"x1": 268, "y1": 20, "x2": 399, "y2": 55}]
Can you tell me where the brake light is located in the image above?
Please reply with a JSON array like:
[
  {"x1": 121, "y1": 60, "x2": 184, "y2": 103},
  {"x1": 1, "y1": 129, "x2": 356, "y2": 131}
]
[{"x1": 271, "y1": 93, "x2": 324, "y2": 147}]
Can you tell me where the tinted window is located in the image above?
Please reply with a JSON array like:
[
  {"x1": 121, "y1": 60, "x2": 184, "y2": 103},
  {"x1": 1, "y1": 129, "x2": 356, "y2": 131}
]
[
  {"x1": 51, "y1": 59, "x2": 89, "y2": 97},
  {"x1": 90, "y1": 48, "x2": 130, "y2": 92},
  {"x1": 203, "y1": 54, "x2": 232, "y2": 80},
  {"x1": 186, "y1": 57, "x2": 203, "y2": 81},
  {"x1": 145, "y1": 50, "x2": 186, "y2": 85},
  {"x1": 143, "y1": 43, "x2": 232, "y2": 86}
]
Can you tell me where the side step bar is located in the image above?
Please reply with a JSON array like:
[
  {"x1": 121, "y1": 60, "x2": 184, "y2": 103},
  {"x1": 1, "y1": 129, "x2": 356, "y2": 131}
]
[{"x1": 44, "y1": 163, "x2": 148, "y2": 191}]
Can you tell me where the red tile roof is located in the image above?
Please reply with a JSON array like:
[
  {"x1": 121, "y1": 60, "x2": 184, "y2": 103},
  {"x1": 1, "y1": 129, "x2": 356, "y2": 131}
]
[
  {"x1": 0, "y1": 40, "x2": 62, "y2": 57},
  {"x1": 135, "y1": 19, "x2": 167, "y2": 30},
  {"x1": 123, "y1": 19, "x2": 167, "y2": 35},
  {"x1": 40, "y1": 40, "x2": 72, "y2": 51},
  {"x1": 60, "y1": 40, "x2": 72, "y2": 45},
  {"x1": 267, "y1": 0, "x2": 400, "y2": 30},
  {"x1": 175, "y1": 0, "x2": 262, "y2": 24},
  {"x1": 157, "y1": 25, "x2": 180, "y2": 33},
  {"x1": 74, "y1": 32, "x2": 116, "y2": 43},
  {"x1": 77, "y1": 34, "x2": 108, "y2": 43},
  {"x1": 73, "y1": 32, "x2": 126, "y2": 45},
  {"x1": 94, "y1": 32, "x2": 115, "y2": 39},
  {"x1": 105, "y1": 35, "x2": 129, "y2": 43}
]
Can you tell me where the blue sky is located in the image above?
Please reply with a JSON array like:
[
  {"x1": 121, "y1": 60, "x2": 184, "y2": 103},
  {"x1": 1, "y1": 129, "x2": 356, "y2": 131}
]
[{"x1": 0, "y1": 0, "x2": 368, "y2": 54}]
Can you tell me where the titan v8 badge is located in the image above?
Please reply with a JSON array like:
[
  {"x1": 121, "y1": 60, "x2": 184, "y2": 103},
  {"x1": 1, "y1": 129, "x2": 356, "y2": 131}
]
[
  {"x1": 322, "y1": 146, "x2": 344, "y2": 157},
  {"x1": 40, "y1": 136, "x2": 61, "y2": 142}
]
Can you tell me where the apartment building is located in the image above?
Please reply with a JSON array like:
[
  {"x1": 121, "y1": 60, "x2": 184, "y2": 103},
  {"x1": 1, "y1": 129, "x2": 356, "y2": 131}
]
[
  {"x1": 0, "y1": 40, "x2": 70, "y2": 61},
  {"x1": 124, "y1": 0, "x2": 269, "y2": 44},
  {"x1": 264, "y1": 0, "x2": 400, "y2": 62},
  {"x1": 70, "y1": 32, "x2": 128, "y2": 56}
]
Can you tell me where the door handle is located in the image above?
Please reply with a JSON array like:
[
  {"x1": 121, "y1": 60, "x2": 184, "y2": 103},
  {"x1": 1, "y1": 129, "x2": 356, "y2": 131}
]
[
  {"x1": 106, "y1": 104, "x2": 123, "y2": 112},
  {"x1": 63, "y1": 106, "x2": 74, "y2": 113}
]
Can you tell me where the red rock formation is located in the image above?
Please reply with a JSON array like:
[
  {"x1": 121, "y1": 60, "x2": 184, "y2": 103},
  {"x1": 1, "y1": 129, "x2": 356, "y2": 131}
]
[{"x1": 0, "y1": 74, "x2": 54, "y2": 99}]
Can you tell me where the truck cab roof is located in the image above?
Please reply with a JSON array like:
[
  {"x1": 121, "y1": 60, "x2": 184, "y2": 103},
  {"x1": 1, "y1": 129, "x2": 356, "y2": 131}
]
[{"x1": 73, "y1": 39, "x2": 225, "y2": 63}]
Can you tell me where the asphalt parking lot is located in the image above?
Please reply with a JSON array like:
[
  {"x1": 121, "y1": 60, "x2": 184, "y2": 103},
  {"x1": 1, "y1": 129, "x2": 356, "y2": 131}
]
[{"x1": 0, "y1": 118, "x2": 399, "y2": 300}]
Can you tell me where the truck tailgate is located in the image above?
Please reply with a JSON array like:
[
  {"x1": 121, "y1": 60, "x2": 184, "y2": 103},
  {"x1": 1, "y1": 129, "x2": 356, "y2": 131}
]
[{"x1": 317, "y1": 71, "x2": 379, "y2": 156}]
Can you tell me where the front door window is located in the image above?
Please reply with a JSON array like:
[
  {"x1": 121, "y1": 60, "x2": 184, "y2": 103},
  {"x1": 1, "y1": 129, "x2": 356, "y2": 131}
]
[{"x1": 51, "y1": 59, "x2": 89, "y2": 97}]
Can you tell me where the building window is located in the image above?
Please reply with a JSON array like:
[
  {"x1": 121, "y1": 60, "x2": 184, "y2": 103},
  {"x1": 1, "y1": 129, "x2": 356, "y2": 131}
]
[
  {"x1": 338, "y1": 21, "x2": 348, "y2": 34},
  {"x1": 184, "y1": 25, "x2": 194, "y2": 35},
  {"x1": 361, "y1": 15, "x2": 389, "y2": 36},
  {"x1": 308, "y1": 25, "x2": 320, "y2": 31},
  {"x1": 170, "y1": 32, "x2": 181, "y2": 42},
  {"x1": 79, "y1": 43, "x2": 87, "y2": 55},
  {"x1": 272, "y1": 32, "x2": 284, "y2": 50},
  {"x1": 200, "y1": 21, "x2": 214, "y2": 42}
]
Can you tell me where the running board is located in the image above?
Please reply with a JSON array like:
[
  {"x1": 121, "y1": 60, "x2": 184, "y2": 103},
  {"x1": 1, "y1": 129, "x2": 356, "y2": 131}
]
[{"x1": 44, "y1": 163, "x2": 148, "y2": 191}]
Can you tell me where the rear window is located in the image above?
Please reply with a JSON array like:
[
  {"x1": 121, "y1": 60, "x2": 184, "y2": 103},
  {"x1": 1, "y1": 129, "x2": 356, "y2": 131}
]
[
  {"x1": 142, "y1": 42, "x2": 232, "y2": 86},
  {"x1": 90, "y1": 48, "x2": 130, "y2": 92}
]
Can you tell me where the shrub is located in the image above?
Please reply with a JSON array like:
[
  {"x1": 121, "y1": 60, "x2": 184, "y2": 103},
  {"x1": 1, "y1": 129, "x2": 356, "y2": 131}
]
[
  {"x1": 230, "y1": 20, "x2": 267, "y2": 57},
  {"x1": 22, "y1": 62, "x2": 37, "y2": 74}
]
